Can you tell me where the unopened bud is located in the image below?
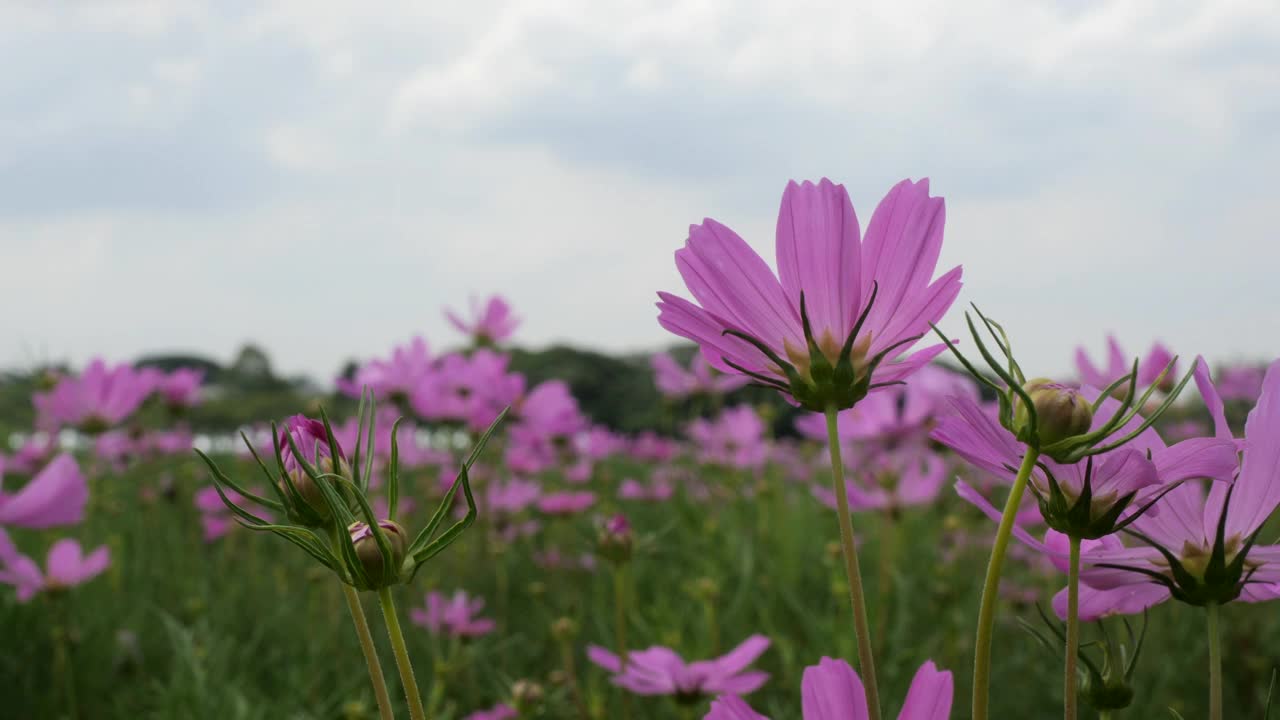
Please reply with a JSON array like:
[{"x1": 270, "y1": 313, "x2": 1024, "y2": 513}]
[
  {"x1": 1017, "y1": 379, "x2": 1093, "y2": 446},
  {"x1": 510, "y1": 679, "x2": 544, "y2": 713},
  {"x1": 551, "y1": 617, "x2": 578, "y2": 641},
  {"x1": 597, "y1": 514, "x2": 632, "y2": 565},
  {"x1": 348, "y1": 520, "x2": 408, "y2": 588}
]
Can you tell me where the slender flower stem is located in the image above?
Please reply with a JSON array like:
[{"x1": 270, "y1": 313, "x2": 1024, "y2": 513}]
[
  {"x1": 559, "y1": 633, "x2": 590, "y2": 719},
  {"x1": 1207, "y1": 602, "x2": 1222, "y2": 720},
  {"x1": 331, "y1": 527, "x2": 395, "y2": 720},
  {"x1": 1065, "y1": 536, "x2": 1082, "y2": 720},
  {"x1": 51, "y1": 594, "x2": 79, "y2": 720},
  {"x1": 825, "y1": 405, "x2": 882, "y2": 720},
  {"x1": 972, "y1": 448, "x2": 1041, "y2": 720},
  {"x1": 875, "y1": 509, "x2": 896, "y2": 653},
  {"x1": 614, "y1": 567, "x2": 632, "y2": 720},
  {"x1": 340, "y1": 584, "x2": 395, "y2": 720},
  {"x1": 379, "y1": 587, "x2": 428, "y2": 720}
]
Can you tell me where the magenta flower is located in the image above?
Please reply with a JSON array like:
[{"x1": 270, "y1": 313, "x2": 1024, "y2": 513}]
[
  {"x1": 652, "y1": 352, "x2": 750, "y2": 399},
  {"x1": 0, "y1": 454, "x2": 87, "y2": 529},
  {"x1": 537, "y1": 491, "x2": 596, "y2": 515},
  {"x1": 486, "y1": 478, "x2": 542, "y2": 515},
  {"x1": 588, "y1": 634, "x2": 770, "y2": 701},
  {"x1": 629, "y1": 432, "x2": 680, "y2": 462},
  {"x1": 348, "y1": 336, "x2": 434, "y2": 404},
  {"x1": 934, "y1": 376, "x2": 1237, "y2": 538},
  {"x1": 687, "y1": 405, "x2": 769, "y2": 470},
  {"x1": 1075, "y1": 336, "x2": 1177, "y2": 392},
  {"x1": 413, "y1": 349, "x2": 522, "y2": 431},
  {"x1": 154, "y1": 367, "x2": 204, "y2": 409},
  {"x1": 410, "y1": 590, "x2": 496, "y2": 638},
  {"x1": 279, "y1": 414, "x2": 345, "y2": 472},
  {"x1": 0, "y1": 531, "x2": 110, "y2": 602},
  {"x1": 447, "y1": 294, "x2": 519, "y2": 345},
  {"x1": 619, "y1": 476, "x2": 675, "y2": 502},
  {"x1": 657, "y1": 178, "x2": 961, "y2": 411},
  {"x1": 1216, "y1": 363, "x2": 1266, "y2": 403},
  {"x1": 706, "y1": 657, "x2": 952, "y2": 719},
  {"x1": 812, "y1": 444, "x2": 946, "y2": 514},
  {"x1": 464, "y1": 704, "x2": 516, "y2": 720},
  {"x1": 33, "y1": 358, "x2": 157, "y2": 432}
]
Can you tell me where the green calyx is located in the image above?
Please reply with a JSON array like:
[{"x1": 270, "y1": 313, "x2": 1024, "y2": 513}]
[
  {"x1": 1020, "y1": 605, "x2": 1147, "y2": 713},
  {"x1": 722, "y1": 282, "x2": 920, "y2": 412},
  {"x1": 1028, "y1": 457, "x2": 1181, "y2": 541},
  {"x1": 932, "y1": 304, "x2": 1197, "y2": 464}
]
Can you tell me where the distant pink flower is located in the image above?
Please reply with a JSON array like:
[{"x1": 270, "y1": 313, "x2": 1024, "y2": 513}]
[
  {"x1": 154, "y1": 368, "x2": 204, "y2": 409},
  {"x1": 533, "y1": 549, "x2": 596, "y2": 572},
  {"x1": 1217, "y1": 363, "x2": 1266, "y2": 402},
  {"x1": 706, "y1": 657, "x2": 952, "y2": 719},
  {"x1": 7, "y1": 435, "x2": 57, "y2": 475},
  {"x1": 0, "y1": 531, "x2": 110, "y2": 602},
  {"x1": 629, "y1": 432, "x2": 680, "y2": 462},
  {"x1": 486, "y1": 478, "x2": 542, "y2": 514},
  {"x1": 812, "y1": 445, "x2": 946, "y2": 514},
  {"x1": 447, "y1": 294, "x2": 519, "y2": 345},
  {"x1": 348, "y1": 336, "x2": 434, "y2": 403},
  {"x1": 657, "y1": 178, "x2": 961, "y2": 410},
  {"x1": 619, "y1": 477, "x2": 674, "y2": 502},
  {"x1": 537, "y1": 491, "x2": 596, "y2": 515},
  {"x1": 0, "y1": 454, "x2": 87, "y2": 529},
  {"x1": 652, "y1": 352, "x2": 750, "y2": 399},
  {"x1": 464, "y1": 704, "x2": 517, "y2": 720},
  {"x1": 33, "y1": 358, "x2": 156, "y2": 432},
  {"x1": 588, "y1": 634, "x2": 771, "y2": 700},
  {"x1": 688, "y1": 405, "x2": 769, "y2": 469},
  {"x1": 410, "y1": 590, "x2": 496, "y2": 638},
  {"x1": 794, "y1": 364, "x2": 975, "y2": 443},
  {"x1": 1075, "y1": 336, "x2": 1177, "y2": 391}
]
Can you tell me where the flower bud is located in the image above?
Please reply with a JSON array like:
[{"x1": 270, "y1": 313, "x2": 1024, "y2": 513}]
[
  {"x1": 550, "y1": 617, "x2": 578, "y2": 641},
  {"x1": 348, "y1": 520, "x2": 408, "y2": 588},
  {"x1": 597, "y1": 514, "x2": 632, "y2": 566},
  {"x1": 510, "y1": 679, "x2": 544, "y2": 713},
  {"x1": 1016, "y1": 379, "x2": 1093, "y2": 446},
  {"x1": 278, "y1": 414, "x2": 350, "y2": 523}
]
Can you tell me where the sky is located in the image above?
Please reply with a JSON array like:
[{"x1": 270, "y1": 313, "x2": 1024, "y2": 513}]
[{"x1": 2, "y1": 1, "x2": 1277, "y2": 383}]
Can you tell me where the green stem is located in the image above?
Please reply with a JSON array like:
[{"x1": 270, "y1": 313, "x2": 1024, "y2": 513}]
[
  {"x1": 330, "y1": 526, "x2": 395, "y2": 720},
  {"x1": 379, "y1": 587, "x2": 428, "y2": 720},
  {"x1": 52, "y1": 594, "x2": 79, "y2": 720},
  {"x1": 614, "y1": 567, "x2": 632, "y2": 720},
  {"x1": 875, "y1": 509, "x2": 896, "y2": 654},
  {"x1": 559, "y1": 635, "x2": 590, "y2": 719},
  {"x1": 972, "y1": 448, "x2": 1041, "y2": 720},
  {"x1": 340, "y1": 583, "x2": 395, "y2": 720},
  {"x1": 1065, "y1": 536, "x2": 1081, "y2": 720},
  {"x1": 1208, "y1": 602, "x2": 1222, "y2": 720},
  {"x1": 825, "y1": 405, "x2": 882, "y2": 720}
]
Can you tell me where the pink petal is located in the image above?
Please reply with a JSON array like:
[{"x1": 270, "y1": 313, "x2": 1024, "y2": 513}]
[
  {"x1": 774, "y1": 179, "x2": 861, "y2": 339},
  {"x1": 0, "y1": 454, "x2": 88, "y2": 528},
  {"x1": 898, "y1": 660, "x2": 954, "y2": 720},
  {"x1": 800, "y1": 657, "x2": 868, "y2": 720}
]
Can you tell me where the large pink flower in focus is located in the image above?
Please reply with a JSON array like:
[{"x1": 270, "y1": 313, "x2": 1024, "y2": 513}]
[
  {"x1": 706, "y1": 657, "x2": 952, "y2": 719},
  {"x1": 588, "y1": 634, "x2": 770, "y2": 700},
  {"x1": 657, "y1": 178, "x2": 961, "y2": 411}
]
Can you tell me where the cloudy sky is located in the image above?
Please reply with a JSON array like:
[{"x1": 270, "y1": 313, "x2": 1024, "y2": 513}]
[{"x1": 2, "y1": 1, "x2": 1277, "y2": 383}]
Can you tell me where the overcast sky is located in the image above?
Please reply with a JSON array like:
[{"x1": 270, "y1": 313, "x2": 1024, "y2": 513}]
[{"x1": 2, "y1": 1, "x2": 1277, "y2": 383}]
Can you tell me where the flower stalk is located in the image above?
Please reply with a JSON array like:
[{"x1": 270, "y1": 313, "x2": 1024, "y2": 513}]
[
  {"x1": 825, "y1": 405, "x2": 882, "y2": 720},
  {"x1": 1065, "y1": 536, "x2": 1082, "y2": 720},
  {"x1": 379, "y1": 587, "x2": 427, "y2": 720}
]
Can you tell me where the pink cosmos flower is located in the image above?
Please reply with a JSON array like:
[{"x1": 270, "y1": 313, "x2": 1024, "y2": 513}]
[
  {"x1": 6, "y1": 435, "x2": 57, "y2": 475},
  {"x1": 1075, "y1": 336, "x2": 1176, "y2": 391},
  {"x1": 33, "y1": 358, "x2": 157, "y2": 432},
  {"x1": 347, "y1": 336, "x2": 434, "y2": 403},
  {"x1": 619, "y1": 477, "x2": 675, "y2": 502},
  {"x1": 486, "y1": 478, "x2": 542, "y2": 514},
  {"x1": 934, "y1": 375, "x2": 1237, "y2": 534},
  {"x1": 652, "y1": 352, "x2": 750, "y2": 399},
  {"x1": 629, "y1": 432, "x2": 680, "y2": 462},
  {"x1": 537, "y1": 491, "x2": 596, "y2": 515},
  {"x1": 588, "y1": 634, "x2": 771, "y2": 700},
  {"x1": 0, "y1": 531, "x2": 110, "y2": 602},
  {"x1": 687, "y1": 405, "x2": 769, "y2": 469},
  {"x1": 657, "y1": 178, "x2": 961, "y2": 409},
  {"x1": 812, "y1": 444, "x2": 946, "y2": 514},
  {"x1": 706, "y1": 657, "x2": 952, "y2": 719},
  {"x1": 447, "y1": 295, "x2": 519, "y2": 345},
  {"x1": 1216, "y1": 363, "x2": 1266, "y2": 403},
  {"x1": 410, "y1": 590, "x2": 496, "y2": 638},
  {"x1": 279, "y1": 414, "x2": 345, "y2": 472},
  {"x1": 414, "y1": 350, "x2": 522, "y2": 431},
  {"x1": 0, "y1": 454, "x2": 87, "y2": 529},
  {"x1": 464, "y1": 704, "x2": 517, "y2": 720},
  {"x1": 153, "y1": 368, "x2": 204, "y2": 409}
]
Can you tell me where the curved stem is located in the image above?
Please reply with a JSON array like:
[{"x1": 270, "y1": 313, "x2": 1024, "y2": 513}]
[
  {"x1": 972, "y1": 448, "x2": 1041, "y2": 720},
  {"x1": 340, "y1": 584, "x2": 395, "y2": 720},
  {"x1": 379, "y1": 587, "x2": 428, "y2": 720},
  {"x1": 1208, "y1": 602, "x2": 1222, "y2": 720},
  {"x1": 614, "y1": 567, "x2": 632, "y2": 720},
  {"x1": 825, "y1": 405, "x2": 882, "y2": 720},
  {"x1": 1065, "y1": 536, "x2": 1082, "y2": 720}
]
